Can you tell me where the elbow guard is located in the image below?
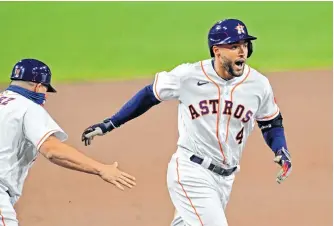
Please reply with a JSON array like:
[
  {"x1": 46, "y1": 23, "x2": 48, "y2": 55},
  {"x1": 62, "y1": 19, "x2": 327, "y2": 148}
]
[{"x1": 257, "y1": 112, "x2": 283, "y2": 133}]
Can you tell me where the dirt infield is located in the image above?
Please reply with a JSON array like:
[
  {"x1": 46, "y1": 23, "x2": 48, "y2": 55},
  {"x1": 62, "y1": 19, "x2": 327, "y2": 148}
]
[{"x1": 13, "y1": 69, "x2": 332, "y2": 226}]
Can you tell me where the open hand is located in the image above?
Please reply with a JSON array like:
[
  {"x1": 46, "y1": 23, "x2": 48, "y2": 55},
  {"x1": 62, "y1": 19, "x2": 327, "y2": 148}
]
[{"x1": 99, "y1": 162, "x2": 136, "y2": 191}]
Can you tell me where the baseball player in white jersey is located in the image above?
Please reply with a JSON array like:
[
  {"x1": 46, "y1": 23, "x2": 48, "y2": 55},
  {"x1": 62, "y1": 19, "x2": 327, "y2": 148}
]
[
  {"x1": 0, "y1": 59, "x2": 136, "y2": 226},
  {"x1": 82, "y1": 18, "x2": 292, "y2": 226}
]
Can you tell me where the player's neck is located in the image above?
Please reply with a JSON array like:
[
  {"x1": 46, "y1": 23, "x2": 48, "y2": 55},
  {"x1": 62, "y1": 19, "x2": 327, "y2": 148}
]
[
  {"x1": 10, "y1": 81, "x2": 35, "y2": 92},
  {"x1": 212, "y1": 58, "x2": 233, "y2": 81},
  {"x1": 6, "y1": 85, "x2": 46, "y2": 105}
]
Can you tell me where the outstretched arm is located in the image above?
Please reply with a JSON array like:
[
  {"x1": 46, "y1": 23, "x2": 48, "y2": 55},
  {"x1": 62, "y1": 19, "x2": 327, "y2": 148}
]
[
  {"x1": 110, "y1": 83, "x2": 161, "y2": 128},
  {"x1": 257, "y1": 112, "x2": 292, "y2": 184},
  {"x1": 82, "y1": 64, "x2": 186, "y2": 145},
  {"x1": 82, "y1": 83, "x2": 161, "y2": 145},
  {"x1": 40, "y1": 135, "x2": 136, "y2": 191}
]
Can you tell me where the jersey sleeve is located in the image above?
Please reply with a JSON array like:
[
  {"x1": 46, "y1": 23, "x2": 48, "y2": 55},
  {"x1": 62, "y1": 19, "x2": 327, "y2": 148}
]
[
  {"x1": 152, "y1": 64, "x2": 187, "y2": 101},
  {"x1": 255, "y1": 79, "x2": 280, "y2": 121},
  {"x1": 23, "y1": 104, "x2": 68, "y2": 150}
]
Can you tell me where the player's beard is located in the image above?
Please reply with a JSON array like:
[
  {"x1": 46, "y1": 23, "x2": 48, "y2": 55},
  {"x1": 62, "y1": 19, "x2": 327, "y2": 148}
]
[{"x1": 222, "y1": 56, "x2": 244, "y2": 77}]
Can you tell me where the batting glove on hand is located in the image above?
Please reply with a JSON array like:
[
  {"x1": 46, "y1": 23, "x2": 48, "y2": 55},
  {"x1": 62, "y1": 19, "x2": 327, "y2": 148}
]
[
  {"x1": 273, "y1": 147, "x2": 292, "y2": 184},
  {"x1": 81, "y1": 119, "x2": 115, "y2": 146}
]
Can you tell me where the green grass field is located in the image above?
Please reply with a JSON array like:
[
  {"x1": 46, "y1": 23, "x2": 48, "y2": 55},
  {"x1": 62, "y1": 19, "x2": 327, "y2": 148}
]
[{"x1": 0, "y1": 1, "x2": 332, "y2": 83}]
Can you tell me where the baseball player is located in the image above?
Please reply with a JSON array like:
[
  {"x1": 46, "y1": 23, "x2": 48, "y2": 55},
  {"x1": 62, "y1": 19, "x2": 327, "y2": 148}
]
[
  {"x1": 0, "y1": 59, "x2": 136, "y2": 226},
  {"x1": 82, "y1": 19, "x2": 292, "y2": 226}
]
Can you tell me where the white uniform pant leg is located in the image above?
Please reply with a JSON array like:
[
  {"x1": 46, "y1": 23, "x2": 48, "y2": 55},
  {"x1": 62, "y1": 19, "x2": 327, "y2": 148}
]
[
  {"x1": 0, "y1": 189, "x2": 18, "y2": 226},
  {"x1": 167, "y1": 152, "x2": 231, "y2": 226},
  {"x1": 218, "y1": 173, "x2": 236, "y2": 211}
]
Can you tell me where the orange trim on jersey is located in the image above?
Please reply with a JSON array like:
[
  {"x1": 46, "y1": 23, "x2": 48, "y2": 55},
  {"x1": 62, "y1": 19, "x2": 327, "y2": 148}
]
[
  {"x1": 200, "y1": 61, "x2": 226, "y2": 163},
  {"x1": 36, "y1": 129, "x2": 58, "y2": 149},
  {"x1": 256, "y1": 107, "x2": 279, "y2": 121},
  {"x1": 153, "y1": 73, "x2": 163, "y2": 101},
  {"x1": 0, "y1": 209, "x2": 6, "y2": 226},
  {"x1": 176, "y1": 157, "x2": 204, "y2": 226},
  {"x1": 225, "y1": 66, "x2": 251, "y2": 142}
]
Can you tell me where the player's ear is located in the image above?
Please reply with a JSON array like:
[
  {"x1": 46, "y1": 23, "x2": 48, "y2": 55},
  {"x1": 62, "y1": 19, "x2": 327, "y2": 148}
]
[
  {"x1": 36, "y1": 83, "x2": 47, "y2": 93},
  {"x1": 32, "y1": 83, "x2": 39, "y2": 92},
  {"x1": 212, "y1": 46, "x2": 220, "y2": 57}
]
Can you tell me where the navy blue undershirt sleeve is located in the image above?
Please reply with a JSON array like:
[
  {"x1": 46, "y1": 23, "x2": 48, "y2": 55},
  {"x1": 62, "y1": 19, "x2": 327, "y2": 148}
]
[
  {"x1": 109, "y1": 84, "x2": 161, "y2": 127},
  {"x1": 109, "y1": 83, "x2": 289, "y2": 156},
  {"x1": 262, "y1": 127, "x2": 287, "y2": 154}
]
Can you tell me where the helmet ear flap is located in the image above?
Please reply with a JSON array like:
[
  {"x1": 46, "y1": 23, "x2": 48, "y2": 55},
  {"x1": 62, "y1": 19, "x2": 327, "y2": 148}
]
[{"x1": 247, "y1": 41, "x2": 253, "y2": 58}]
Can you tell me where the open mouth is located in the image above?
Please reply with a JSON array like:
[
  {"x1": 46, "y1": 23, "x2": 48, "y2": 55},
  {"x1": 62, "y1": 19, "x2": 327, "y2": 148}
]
[{"x1": 234, "y1": 59, "x2": 245, "y2": 69}]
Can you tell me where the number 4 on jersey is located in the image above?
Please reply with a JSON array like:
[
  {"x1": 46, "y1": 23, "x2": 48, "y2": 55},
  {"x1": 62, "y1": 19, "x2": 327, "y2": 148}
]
[{"x1": 236, "y1": 127, "x2": 244, "y2": 144}]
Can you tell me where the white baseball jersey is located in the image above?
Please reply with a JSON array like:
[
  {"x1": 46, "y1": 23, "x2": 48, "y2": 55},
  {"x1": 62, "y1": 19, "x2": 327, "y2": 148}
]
[
  {"x1": 0, "y1": 90, "x2": 68, "y2": 198},
  {"x1": 153, "y1": 59, "x2": 279, "y2": 168}
]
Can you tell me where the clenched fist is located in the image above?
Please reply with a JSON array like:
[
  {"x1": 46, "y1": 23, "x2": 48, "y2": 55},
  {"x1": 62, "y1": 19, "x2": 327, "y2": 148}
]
[
  {"x1": 274, "y1": 147, "x2": 292, "y2": 184},
  {"x1": 81, "y1": 119, "x2": 115, "y2": 146}
]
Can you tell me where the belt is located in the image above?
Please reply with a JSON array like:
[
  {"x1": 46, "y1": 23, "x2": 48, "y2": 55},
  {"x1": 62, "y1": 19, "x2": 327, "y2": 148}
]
[{"x1": 190, "y1": 155, "x2": 237, "y2": 177}]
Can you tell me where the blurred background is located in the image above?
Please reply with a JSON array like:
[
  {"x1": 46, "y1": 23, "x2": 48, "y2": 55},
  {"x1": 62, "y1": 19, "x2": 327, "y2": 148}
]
[
  {"x1": 0, "y1": 1, "x2": 332, "y2": 84},
  {"x1": 0, "y1": 2, "x2": 332, "y2": 226}
]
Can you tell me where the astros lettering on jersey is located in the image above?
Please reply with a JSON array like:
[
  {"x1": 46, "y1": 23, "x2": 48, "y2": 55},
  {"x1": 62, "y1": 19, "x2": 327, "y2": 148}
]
[
  {"x1": 80, "y1": 18, "x2": 291, "y2": 226},
  {"x1": 153, "y1": 60, "x2": 278, "y2": 167}
]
